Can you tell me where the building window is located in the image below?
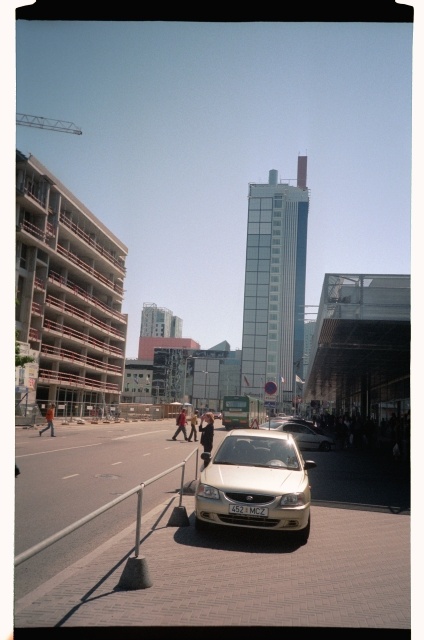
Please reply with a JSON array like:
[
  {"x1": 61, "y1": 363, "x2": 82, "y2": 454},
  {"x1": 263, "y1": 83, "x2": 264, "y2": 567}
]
[{"x1": 269, "y1": 333, "x2": 277, "y2": 340}]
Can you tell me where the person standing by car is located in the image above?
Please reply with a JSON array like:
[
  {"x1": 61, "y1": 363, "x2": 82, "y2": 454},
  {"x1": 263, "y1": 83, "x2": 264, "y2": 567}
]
[
  {"x1": 187, "y1": 410, "x2": 199, "y2": 442},
  {"x1": 199, "y1": 411, "x2": 215, "y2": 466},
  {"x1": 39, "y1": 403, "x2": 56, "y2": 437},
  {"x1": 172, "y1": 408, "x2": 188, "y2": 441}
]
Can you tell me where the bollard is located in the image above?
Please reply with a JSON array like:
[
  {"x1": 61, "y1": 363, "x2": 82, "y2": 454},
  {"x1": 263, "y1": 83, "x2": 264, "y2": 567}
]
[
  {"x1": 116, "y1": 556, "x2": 152, "y2": 590},
  {"x1": 167, "y1": 505, "x2": 190, "y2": 527}
]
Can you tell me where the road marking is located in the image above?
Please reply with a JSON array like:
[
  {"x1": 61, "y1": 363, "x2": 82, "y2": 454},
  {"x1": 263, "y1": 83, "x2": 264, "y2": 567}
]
[
  {"x1": 112, "y1": 430, "x2": 167, "y2": 440},
  {"x1": 16, "y1": 443, "x2": 103, "y2": 458},
  {"x1": 111, "y1": 461, "x2": 123, "y2": 466},
  {"x1": 62, "y1": 474, "x2": 79, "y2": 480}
]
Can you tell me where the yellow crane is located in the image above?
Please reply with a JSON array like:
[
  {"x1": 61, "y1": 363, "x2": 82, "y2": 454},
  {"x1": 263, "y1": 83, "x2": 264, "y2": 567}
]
[{"x1": 16, "y1": 113, "x2": 82, "y2": 135}]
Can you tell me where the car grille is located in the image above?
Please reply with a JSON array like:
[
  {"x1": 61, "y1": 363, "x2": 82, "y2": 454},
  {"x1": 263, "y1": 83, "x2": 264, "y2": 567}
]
[
  {"x1": 224, "y1": 492, "x2": 275, "y2": 504},
  {"x1": 218, "y1": 514, "x2": 280, "y2": 527}
]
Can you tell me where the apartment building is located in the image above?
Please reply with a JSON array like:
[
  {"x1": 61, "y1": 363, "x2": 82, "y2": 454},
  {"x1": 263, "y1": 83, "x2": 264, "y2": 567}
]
[
  {"x1": 140, "y1": 302, "x2": 182, "y2": 338},
  {"x1": 15, "y1": 150, "x2": 128, "y2": 417}
]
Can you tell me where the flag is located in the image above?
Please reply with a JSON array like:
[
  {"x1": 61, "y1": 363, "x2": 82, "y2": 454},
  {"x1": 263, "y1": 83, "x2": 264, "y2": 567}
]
[
  {"x1": 243, "y1": 375, "x2": 250, "y2": 387},
  {"x1": 280, "y1": 376, "x2": 285, "y2": 384},
  {"x1": 296, "y1": 375, "x2": 305, "y2": 384}
]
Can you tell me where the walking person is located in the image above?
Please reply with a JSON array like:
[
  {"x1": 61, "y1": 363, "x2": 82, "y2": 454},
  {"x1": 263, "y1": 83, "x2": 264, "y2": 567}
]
[
  {"x1": 199, "y1": 411, "x2": 215, "y2": 467},
  {"x1": 39, "y1": 403, "x2": 56, "y2": 437},
  {"x1": 172, "y1": 407, "x2": 188, "y2": 441},
  {"x1": 187, "y1": 410, "x2": 199, "y2": 442}
]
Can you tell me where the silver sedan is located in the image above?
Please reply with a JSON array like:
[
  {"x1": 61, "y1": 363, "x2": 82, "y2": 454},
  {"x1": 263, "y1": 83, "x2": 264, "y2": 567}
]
[{"x1": 194, "y1": 429, "x2": 316, "y2": 544}]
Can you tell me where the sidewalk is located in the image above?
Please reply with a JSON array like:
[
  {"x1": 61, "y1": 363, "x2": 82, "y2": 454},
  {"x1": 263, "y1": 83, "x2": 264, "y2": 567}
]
[{"x1": 14, "y1": 490, "x2": 410, "y2": 632}]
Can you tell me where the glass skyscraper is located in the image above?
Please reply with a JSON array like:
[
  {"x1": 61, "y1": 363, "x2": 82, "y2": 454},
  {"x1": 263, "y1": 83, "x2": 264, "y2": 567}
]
[{"x1": 240, "y1": 157, "x2": 310, "y2": 414}]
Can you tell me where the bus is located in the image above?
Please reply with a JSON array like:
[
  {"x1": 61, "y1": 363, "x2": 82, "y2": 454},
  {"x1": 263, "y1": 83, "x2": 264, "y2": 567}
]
[{"x1": 222, "y1": 395, "x2": 266, "y2": 430}]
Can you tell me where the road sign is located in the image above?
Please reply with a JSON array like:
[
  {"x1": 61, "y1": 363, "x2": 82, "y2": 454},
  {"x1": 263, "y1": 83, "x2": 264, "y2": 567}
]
[{"x1": 264, "y1": 381, "x2": 277, "y2": 395}]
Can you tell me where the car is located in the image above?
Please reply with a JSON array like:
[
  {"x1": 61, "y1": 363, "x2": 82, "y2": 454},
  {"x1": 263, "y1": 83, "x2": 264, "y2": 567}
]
[
  {"x1": 194, "y1": 429, "x2": 316, "y2": 544},
  {"x1": 213, "y1": 411, "x2": 222, "y2": 420},
  {"x1": 258, "y1": 419, "x2": 335, "y2": 451}
]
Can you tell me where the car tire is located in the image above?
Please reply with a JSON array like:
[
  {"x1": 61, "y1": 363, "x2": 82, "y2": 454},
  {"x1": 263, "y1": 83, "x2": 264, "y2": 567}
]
[
  {"x1": 297, "y1": 513, "x2": 310, "y2": 545},
  {"x1": 319, "y1": 441, "x2": 331, "y2": 452}
]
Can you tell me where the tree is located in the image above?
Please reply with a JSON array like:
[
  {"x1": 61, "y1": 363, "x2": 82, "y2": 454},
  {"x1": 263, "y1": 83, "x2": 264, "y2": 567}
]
[{"x1": 15, "y1": 330, "x2": 35, "y2": 368}]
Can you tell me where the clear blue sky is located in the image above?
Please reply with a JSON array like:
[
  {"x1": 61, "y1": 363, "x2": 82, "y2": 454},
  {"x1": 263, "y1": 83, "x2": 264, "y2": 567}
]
[{"x1": 12, "y1": 19, "x2": 413, "y2": 357}]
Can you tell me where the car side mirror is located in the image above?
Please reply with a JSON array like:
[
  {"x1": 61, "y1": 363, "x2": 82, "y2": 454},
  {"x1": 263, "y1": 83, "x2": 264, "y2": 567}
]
[
  {"x1": 201, "y1": 452, "x2": 211, "y2": 461},
  {"x1": 304, "y1": 460, "x2": 317, "y2": 470}
]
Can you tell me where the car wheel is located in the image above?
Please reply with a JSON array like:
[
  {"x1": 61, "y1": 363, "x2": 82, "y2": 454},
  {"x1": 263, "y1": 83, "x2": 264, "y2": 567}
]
[
  {"x1": 297, "y1": 514, "x2": 310, "y2": 545},
  {"x1": 319, "y1": 441, "x2": 331, "y2": 452}
]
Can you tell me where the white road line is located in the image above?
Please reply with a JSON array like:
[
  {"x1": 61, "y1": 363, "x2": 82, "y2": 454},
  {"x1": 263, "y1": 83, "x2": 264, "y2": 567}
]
[
  {"x1": 16, "y1": 443, "x2": 103, "y2": 458},
  {"x1": 111, "y1": 461, "x2": 123, "y2": 466},
  {"x1": 112, "y1": 430, "x2": 167, "y2": 440},
  {"x1": 62, "y1": 474, "x2": 79, "y2": 480}
]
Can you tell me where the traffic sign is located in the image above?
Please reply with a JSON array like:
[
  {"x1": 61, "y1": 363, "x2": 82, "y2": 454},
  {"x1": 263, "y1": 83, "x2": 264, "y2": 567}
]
[{"x1": 264, "y1": 381, "x2": 277, "y2": 395}]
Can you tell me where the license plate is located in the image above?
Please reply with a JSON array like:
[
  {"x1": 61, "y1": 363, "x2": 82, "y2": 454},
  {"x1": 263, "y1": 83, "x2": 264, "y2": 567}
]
[{"x1": 228, "y1": 504, "x2": 269, "y2": 517}]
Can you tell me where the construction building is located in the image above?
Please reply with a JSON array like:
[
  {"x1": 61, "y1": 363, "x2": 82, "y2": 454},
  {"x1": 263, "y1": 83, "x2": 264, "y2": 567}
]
[{"x1": 15, "y1": 150, "x2": 128, "y2": 420}]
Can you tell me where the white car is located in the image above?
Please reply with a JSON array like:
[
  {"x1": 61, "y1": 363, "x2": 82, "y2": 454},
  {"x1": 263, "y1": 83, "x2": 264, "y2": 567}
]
[
  {"x1": 259, "y1": 420, "x2": 335, "y2": 451},
  {"x1": 194, "y1": 429, "x2": 316, "y2": 544}
]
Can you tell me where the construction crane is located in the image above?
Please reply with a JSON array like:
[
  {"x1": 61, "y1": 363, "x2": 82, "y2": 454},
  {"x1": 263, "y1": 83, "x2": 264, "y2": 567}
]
[{"x1": 16, "y1": 113, "x2": 82, "y2": 135}]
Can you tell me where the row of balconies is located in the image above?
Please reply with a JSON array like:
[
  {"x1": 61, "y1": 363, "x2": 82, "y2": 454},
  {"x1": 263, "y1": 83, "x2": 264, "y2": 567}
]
[
  {"x1": 44, "y1": 295, "x2": 125, "y2": 339},
  {"x1": 59, "y1": 213, "x2": 126, "y2": 274},
  {"x1": 19, "y1": 219, "x2": 124, "y2": 298},
  {"x1": 47, "y1": 271, "x2": 126, "y2": 322},
  {"x1": 18, "y1": 190, "x2": 126, "y2": 276},
  {"x1": 38, "y1": 368, "x2": 120, "y2": 393},
  {"x1": 40, "y1": 344, "x2": 122, "y2": 374},
  {"x1": 43, "y1": 319, "x2": 124, "y2": 357}
]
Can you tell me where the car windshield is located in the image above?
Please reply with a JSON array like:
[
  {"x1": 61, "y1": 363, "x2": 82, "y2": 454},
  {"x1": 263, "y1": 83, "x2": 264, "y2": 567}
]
[{"x1": 213, "y1": 436, "x2": 300, "y2": 469}]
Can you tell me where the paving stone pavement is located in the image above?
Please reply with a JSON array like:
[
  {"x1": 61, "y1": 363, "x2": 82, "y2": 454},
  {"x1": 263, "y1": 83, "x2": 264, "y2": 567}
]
[{"x1": 14, "y1": 490, "x2": 411, "y2": 635}]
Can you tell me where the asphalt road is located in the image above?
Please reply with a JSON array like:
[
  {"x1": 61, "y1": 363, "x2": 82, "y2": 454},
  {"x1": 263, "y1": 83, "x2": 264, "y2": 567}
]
[{"x1": 15, "y1": 418, "x2": 410, "y2": 602}]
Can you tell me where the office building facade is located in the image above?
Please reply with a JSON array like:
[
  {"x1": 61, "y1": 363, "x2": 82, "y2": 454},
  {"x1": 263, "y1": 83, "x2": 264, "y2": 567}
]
[{"x1": 240, "y1": 157, "x2": 309, "y2": 413}]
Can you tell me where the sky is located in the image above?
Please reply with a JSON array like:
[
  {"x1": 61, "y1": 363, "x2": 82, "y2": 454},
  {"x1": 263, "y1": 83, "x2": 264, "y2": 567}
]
[{"x1": 11, "y1": 15, "x2": 414, "y2": 358}]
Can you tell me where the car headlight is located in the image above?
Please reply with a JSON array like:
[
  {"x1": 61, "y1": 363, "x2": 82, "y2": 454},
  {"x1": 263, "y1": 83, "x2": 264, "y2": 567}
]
[
  {"x1": 279, "y1": 492, "x2": 306, "y2": 507},
  {"x1": 197, "y1": 483, "x2": 220, "y2": 500}
]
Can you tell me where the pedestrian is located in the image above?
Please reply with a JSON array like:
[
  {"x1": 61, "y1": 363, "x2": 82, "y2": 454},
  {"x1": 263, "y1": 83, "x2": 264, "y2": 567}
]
[
  {"x1": 172, "y1": 407, "x2": 188, "y2": 441},
  {"x1": 187, "y1": 410, "x2": 199, "y2": 442},
  {"x1": 39, "y1": 403, "x2": 56, "y2": 437},
  {"x1": 199, "y1": 411, "x2": 215, "y2": 467}
]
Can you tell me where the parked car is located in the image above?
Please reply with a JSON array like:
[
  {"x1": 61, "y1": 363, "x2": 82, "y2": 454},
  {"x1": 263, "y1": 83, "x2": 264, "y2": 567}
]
[
  {"x1": 258, "y1": 420, "x2": 335, "y2": 451},
  {"x1": 194, "y1": 429, "x2": 316, "y2": 544},
  {"x1": 213, "y1": 411, "x2": 222, "y2": 420}
]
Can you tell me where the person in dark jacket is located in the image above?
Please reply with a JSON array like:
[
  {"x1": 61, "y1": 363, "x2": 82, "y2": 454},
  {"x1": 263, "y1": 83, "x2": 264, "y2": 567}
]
[
  {"x1": 199, "y1": 411, "x2": 215, "y2": 467},
  {"x1": 172, "y1": 408, "x2": 188, "y2": 441}
]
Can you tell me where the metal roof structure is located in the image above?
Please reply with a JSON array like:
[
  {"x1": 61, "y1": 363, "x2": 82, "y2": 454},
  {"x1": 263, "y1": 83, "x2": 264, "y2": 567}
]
[{"x1": 303, "y1": 274, "x2": 410, "y2": 410}]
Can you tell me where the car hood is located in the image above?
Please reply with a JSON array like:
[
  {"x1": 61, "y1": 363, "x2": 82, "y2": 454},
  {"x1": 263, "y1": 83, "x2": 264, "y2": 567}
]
[{"x1": 201, "y1": 464, "x2": 306, "y2": 493}]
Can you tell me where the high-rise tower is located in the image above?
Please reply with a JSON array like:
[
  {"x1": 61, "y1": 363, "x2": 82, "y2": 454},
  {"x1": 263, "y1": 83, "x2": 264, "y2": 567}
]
[{"x1": 240, "y1": 157, "x2": 309, "y2": 413}]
